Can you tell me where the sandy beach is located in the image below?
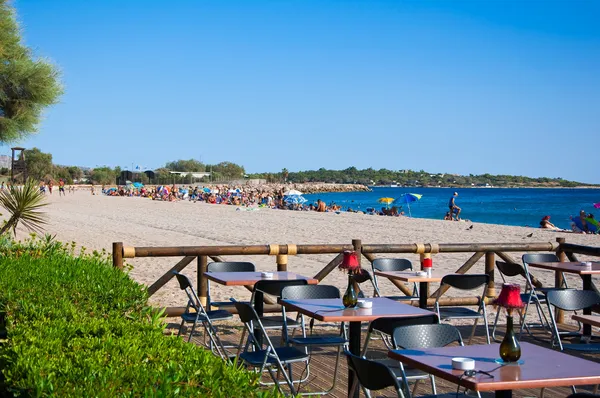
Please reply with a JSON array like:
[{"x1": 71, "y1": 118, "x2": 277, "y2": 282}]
[{"x1": 12, "y1": 191, "x2": 600, "y2": 309}]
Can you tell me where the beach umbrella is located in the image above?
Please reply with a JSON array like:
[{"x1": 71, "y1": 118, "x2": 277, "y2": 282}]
[
  {"x1": 284, "y1": 195, "x2": 307, "y2": 204},
  {"x1": 378, "y1": 197, "x2": 395, "y2": 209},
  {"x1": 132, "y1": 182, "x2": 144, "y2": 188},
  {"x1": 394, "y1": 193, "x2": 423, "y2": 217},
  {"x1": 594, "y1": 203, "x2": 600, "y2": 209},
  {"x1": 283, "y1": 189, "x2": 303, "y2": 196},
  {"x1": 202, "y1": 187, "x2": 211, "y2": 193}
]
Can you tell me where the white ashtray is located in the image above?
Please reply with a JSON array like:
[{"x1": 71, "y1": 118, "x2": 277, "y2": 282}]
[
  {"x1": 357, "y1": 300, "x2": 373, "y2": 309},
  {"x1": 260, "y1": 272, "x2": 273, "y2": 279},
  {"x1": 416, "y1": 271, "x2": 428, "y2": 277},
  {"x1": 452, "y1": 357, "x2": 475, "y2": 371}
]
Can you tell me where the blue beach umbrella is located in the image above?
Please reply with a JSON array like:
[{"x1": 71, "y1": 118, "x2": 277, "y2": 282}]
[
  {"x1": 394, "y1": 193, "x2": 423, "y2": 217},
  {"x1": 132, "y1": 182, "x2": 144, "y2": 188},
  {"x1": 202, "y1": 187, "x2": 211, "y2": 193},
  {"x1": 284, "y1": 195, "x2": 307, "y2": 205}
]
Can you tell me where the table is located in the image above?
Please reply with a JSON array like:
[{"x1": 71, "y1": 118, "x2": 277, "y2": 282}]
[
  {"x1": 573, "y1": 314, "x2": 600, "y2": 328},
  {"x1": 205, "y1": 271, "x2": 318, "y2": 344},
  {"x1": 279, "y1": 297, "x2": 434, "y2": 398},
  {"x1": 388, "y1": 342, "x2": 600, "y2": 398},
  {"x1": 374, "y1": 270, "x2": 442, "y2": 309},
  {"x1": 528, "y1": 261, "x2": 600, "y2": 336}
]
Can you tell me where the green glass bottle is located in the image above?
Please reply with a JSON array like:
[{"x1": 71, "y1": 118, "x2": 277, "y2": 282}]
[
  {"x1": 342, "y1": 274, "x2": 358, "y2": 308},
  {"x1": 500, "y1": 315, "x2": 521, "y2": 362}
]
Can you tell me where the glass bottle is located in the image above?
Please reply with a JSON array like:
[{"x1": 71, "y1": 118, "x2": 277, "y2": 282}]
[
  {"x1": 342, "y1": 274, "x2": 358, "y2": 308},
  {"x1": 500, "y1": 314, "x2": 521, "y2": 362}
]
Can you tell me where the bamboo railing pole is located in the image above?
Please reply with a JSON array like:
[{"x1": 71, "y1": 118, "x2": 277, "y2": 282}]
[
  {"x1": 485, "y1": 252, "x2": 496, "y2": 298},
  {"x1": 113, "y1": 242, "x2": 124, "y2": 269},
  {"x1": 561, "y1": 243, "x2": 600, "y2": 257},
  {"x1": 314, "y1": 253, "x2": 345, "y2": 282},
  {"x1": 430, "y1": 252, "x2": 485, "y2": 299},
  {"x1": 210, "y1": 255, "x2": 225, "y2": 262},
  {"x1": 198, "y1": 255, "x2": 208, "y2": 307},
  {"x1": 147, "y1": 256, "x2": 196, "y2": 296},
  {"x1": 556, "y1": 237, "x2": 567, "y2": 323}
]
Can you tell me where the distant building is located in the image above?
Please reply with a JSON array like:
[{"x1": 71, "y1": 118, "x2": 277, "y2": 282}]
[{"x1": 169, "y1": 171, "x2": 211, "y2": 179}]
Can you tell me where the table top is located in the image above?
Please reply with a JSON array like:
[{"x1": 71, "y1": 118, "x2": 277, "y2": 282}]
[
  {"x1": 527, "y1": 261, "x2": 600, "y2": 275},
  {"x1": 374, "y1": 270, "x2": 443, "y2": 283},
  {"x1": 204, "y1": 271, "x2": 319, "y2": 286},
  {"x1": 572, "y1": 314, "x2": 600, "y2": 327},
  {"x1": 278, "y1": 297, "x2": 434, "y2": 322},
  {"x1": 388, "y1": 342, "x2": 600, "y2": 392}
]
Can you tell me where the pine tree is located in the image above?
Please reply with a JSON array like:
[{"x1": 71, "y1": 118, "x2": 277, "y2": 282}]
[{"x1": 0, "y1": 0, "x2": 63, "y2": 142}]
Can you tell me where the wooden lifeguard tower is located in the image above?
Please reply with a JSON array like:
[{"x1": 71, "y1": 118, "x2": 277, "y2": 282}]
[{"x1": 10, "y1": 147, "x2": 27, "y2": 183}]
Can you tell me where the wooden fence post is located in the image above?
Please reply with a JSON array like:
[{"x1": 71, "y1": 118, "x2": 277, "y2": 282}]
[
  {"x1": 485, "y1": 252, "x2": 496, "y2": 298},
  {"x1": 555, "y1": 237, "x2": 566, "y2": 324},
  {"x1": 276, "y1": 254, "x2": 288, "y2": 271},
  {"x1": 112, "y1": 242, "x2": 124, "y2": 269},
  {"x1": 198, "y1": 255, "x2": 208, "y2": 307}
]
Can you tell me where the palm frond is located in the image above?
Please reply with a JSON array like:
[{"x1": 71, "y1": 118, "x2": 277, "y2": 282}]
[{"x1": 0, "y1": 179, "x2": 48, "y2": 235}]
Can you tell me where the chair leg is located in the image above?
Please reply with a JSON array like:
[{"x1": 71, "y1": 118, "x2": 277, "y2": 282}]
[
  {"x1": 177, "y1": 319, "x2": 186, "y2": 337},
  {"x1": 483, "y1": 307, "x2": 491, "y2": 344},
  {"x1": 187, "y1": 321, "x2": 198, "y2": 343},
  {"x1": 492, "y1": 310, "x2": 501, "y2": 342}
]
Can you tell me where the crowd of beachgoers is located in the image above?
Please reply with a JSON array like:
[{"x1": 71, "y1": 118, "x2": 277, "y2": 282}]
[{"x1": 101, "y1": 183, "x2": 405, "y2": 216}]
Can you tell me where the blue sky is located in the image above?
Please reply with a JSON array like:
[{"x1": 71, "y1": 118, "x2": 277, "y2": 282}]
[{"x1": 7, "y1": 0, "x2": 600, "y2": 182}]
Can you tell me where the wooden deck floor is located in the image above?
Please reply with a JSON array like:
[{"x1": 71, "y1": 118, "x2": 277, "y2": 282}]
[{"x1": 168, "y1": 320, "x2": 599, "y2": 397}]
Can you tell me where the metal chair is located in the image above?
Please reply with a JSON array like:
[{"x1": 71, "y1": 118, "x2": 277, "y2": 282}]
[
  {"x1": 173, "y1": 271, "x2": 232, "y2": 359},
  {"x1": 345, "y1": 350, "x2": 406, "y2": 398},
  {"x1": 234, "y1": 301, "x2": 309, "y2": 396},
  {"x1": 434, "y1": 274, "x2": 491, "y2": 344},
  {"x1": 545, "y1": 290, "x2": 600, "y2": 351},
  {"x1": 522, "y1": 253, "x2": 570, "y2": 290},
  {"x1": 492, "y1": 261, "x2": 550, "y2": 340},
  {"x1": 251, "y1": 279, "x2": 308, "y2": 332},
  {"x1": 353, "y1": 268, "x2": 382, "y2": 298},
  {"x1": 372, "y1": 258, "x2": 419, "y2": 302},
  {"x1": 392, "y1": 323, "x2": 464, "y2": 397},
  {"x1": 206, "y1": 261, "x2": 255, "y2": 310},
  {"x1": 280, "y1": 285, "x2": 348, "y2": 395}
]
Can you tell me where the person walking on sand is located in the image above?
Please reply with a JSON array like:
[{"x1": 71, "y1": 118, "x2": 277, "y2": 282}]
[
  {"x1": 449, "y1": 192, "x2": 461, "y2": 221},
  {"x1": 58, "y1": 179, "x2": 65, "y2": 196}
]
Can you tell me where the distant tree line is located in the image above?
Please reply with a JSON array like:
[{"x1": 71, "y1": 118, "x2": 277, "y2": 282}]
[
  {"x1": 0, "y1": 150, "x2": 246, "y2": 185},
  {"x1": 247, "y1": 167, "x2": 592, "y2": 188}
]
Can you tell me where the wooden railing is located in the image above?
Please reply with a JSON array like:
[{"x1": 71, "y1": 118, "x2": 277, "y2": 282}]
[{"x1": 111, "y1": 237, "x2": 600, "y2": 322}]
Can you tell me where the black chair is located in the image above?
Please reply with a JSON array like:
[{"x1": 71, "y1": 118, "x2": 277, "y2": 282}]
[
  {"x1": 352, "y1": 269, "x2": 381, "y2": 298},
  {"x1": 434, "y1": 274, "x2": 490, "y2": 344},
  {"x1": 522, "y1": 253, "x2": 570, "y2": 291},
  {"x1": 392, "y1": 323, "x2": 464, "y2": 397},
  {"x1": 206, "y1": 261, "x2": 255, "y2": 310},
  {"x1": 173, "y1": 271, "x2": 233, "y2": 359},
  {"x1": 280, "y1": 285, "x2": 348, "y2": 395},
  {"x1": 345, "y1": 350, "x2": 406, "y2": 398},
  {"x1": 492, "y1": 261, "x2": 550, "y2": 341},
  {"x1": 234, "y1": 302, "x2": 309, "y2": 395},
  {"x1": 251, "y1": 279, "x2": 308, "y2": 331},
  {"x1": 545, "y1": 290, "x2": 600, "y2": 351},
  {"x1": 372, "y1": 258, "x2": 419, "y2": 302}
]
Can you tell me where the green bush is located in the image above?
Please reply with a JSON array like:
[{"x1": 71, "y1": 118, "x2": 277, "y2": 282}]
[{"x1": 0, "y1": 235, "x2": 279, "y2": 397}]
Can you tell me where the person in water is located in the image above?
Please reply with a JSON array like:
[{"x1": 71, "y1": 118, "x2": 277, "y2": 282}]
[{"x1": 449, "y1": 192, "x2": 461, "y2": 221}]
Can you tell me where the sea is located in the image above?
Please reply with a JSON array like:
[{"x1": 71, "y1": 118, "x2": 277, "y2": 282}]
[{"x1": 303, "y1": 187, "x2": 600, "y2": 230}]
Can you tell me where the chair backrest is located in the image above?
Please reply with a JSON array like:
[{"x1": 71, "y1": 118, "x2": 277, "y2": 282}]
[
  {"x1": 207, "y1": 261, "x2": 255, "y2": 272},
  {"x1": 345, "y1": 351, "x2": 403, "y2": 393},
  {"x1": 441, "y1": 274, "x2": 489, "y2": 290},
  {"x1": 495, "y1": 261, "x2": 526, "y2": 278},
  {"x1": 368, "y1": 314, "x2": 439, "y2": 335},
  {"x1": 253, "y1": 279, "x2": 308, "y2": 297},
  {"x1": 522, "y1": 253, "x2": 559, "y2": 266},
  {"x1": 173, "y1": 271, "x2": 202, "y2": 311},
  {"x1": 546, "y1": 290, "x2": 600, "y2": 311},
  {"x1": 392, "y1": 323, "x2": 463, "y2": 349},
  {"x1": 281, "y1": 285, "x2": 340, "y2": 300},
  {"x1": 234, "y1": 301, "x2": 259, "y2": 323},
  {"x1": 372, "y1": 258, "x2": 413, "y2": 272}
]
